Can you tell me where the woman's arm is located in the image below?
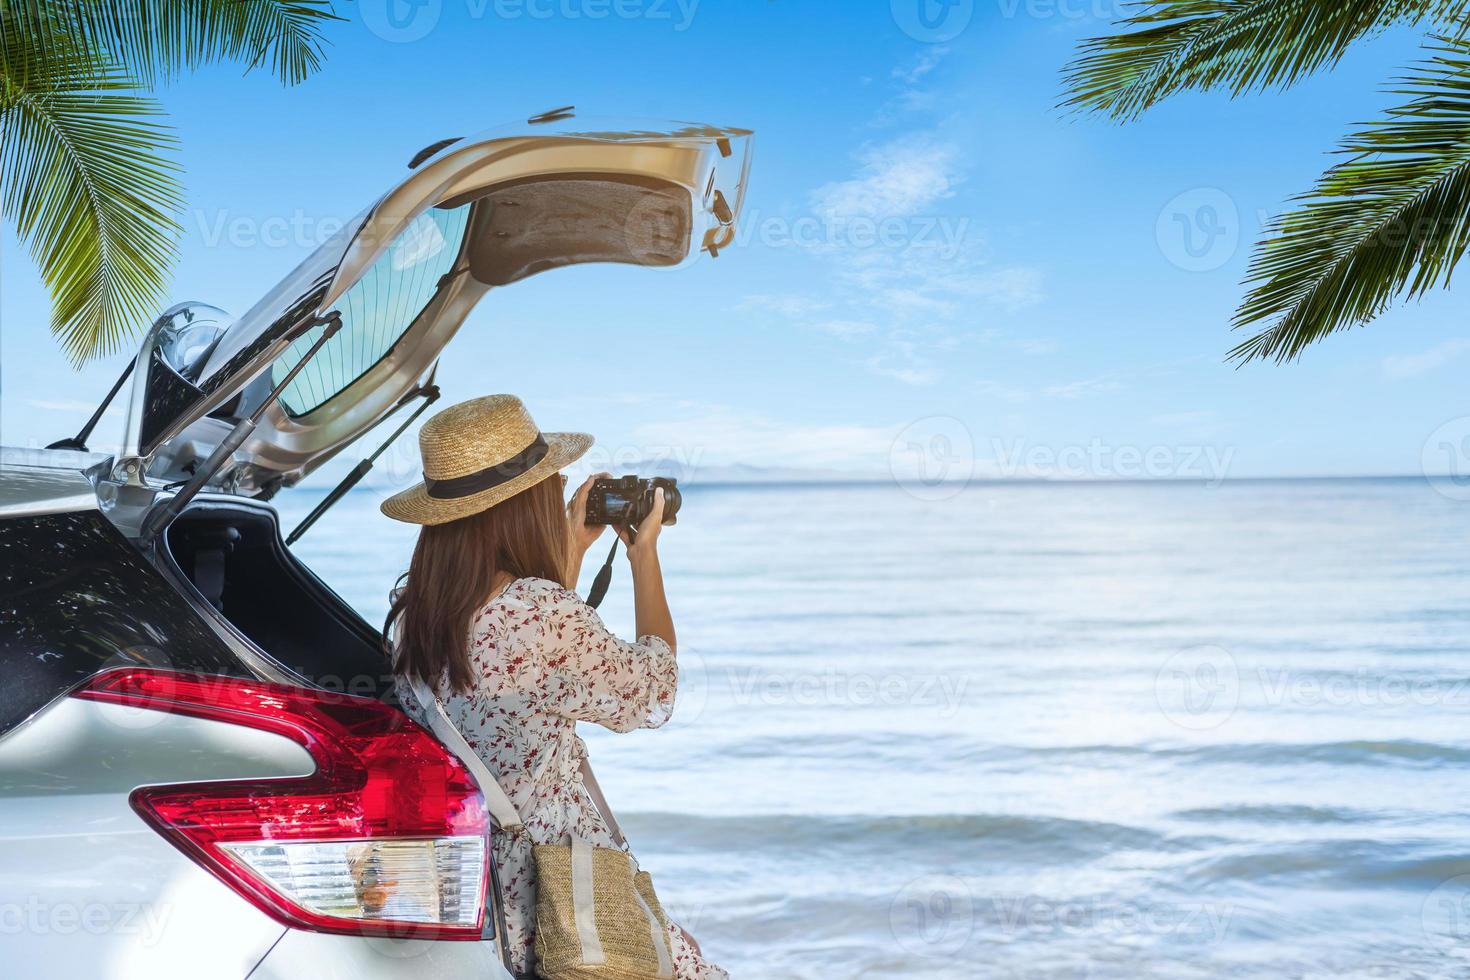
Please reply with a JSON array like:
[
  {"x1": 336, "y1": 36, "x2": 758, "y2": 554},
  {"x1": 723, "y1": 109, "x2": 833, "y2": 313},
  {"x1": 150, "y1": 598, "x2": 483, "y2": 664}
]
[{"x1": 620, "y1": 487, "x2": 676, "y2": 654}]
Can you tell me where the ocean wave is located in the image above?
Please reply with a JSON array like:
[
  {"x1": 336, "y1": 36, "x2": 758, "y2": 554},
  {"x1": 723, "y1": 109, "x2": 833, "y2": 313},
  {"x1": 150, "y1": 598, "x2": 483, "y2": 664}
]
[
  {"x1": 619, "y1": 810, "x2": 1176, "y2": 859},
  {"x1": 992, "y1": 739, "x2": 1470, "y2": 769},
  {"x1": 704, "y1": 736, "x2": 1470, "y2": 770},
  {"x1": 1170, "y1": 804, "x2": 1383, "y2": 825},
  {"x1": 1183, "y1": 840, "x2": 1470, "y2": 887}
]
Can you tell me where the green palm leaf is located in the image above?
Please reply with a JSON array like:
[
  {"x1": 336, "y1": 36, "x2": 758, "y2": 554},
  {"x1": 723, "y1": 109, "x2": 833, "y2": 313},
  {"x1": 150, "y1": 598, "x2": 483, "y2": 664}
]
[
  {"x1": 1, "y1": 22, "x2": 181, "y2": 363},
  {"x1": 58, "y1": 0, "x2": 340, "y2": 87},
  {"x1": 1064, "y1": 0, "x2": 1458, "y2": 120},
  {"x1": 1233, "y1": 35, "x2": 1470, "y2": 361},
  {"x1": 0, "y1": 0, "x2": 338, "y2": 364},
  {"x1": 2, "y1": 0, "x2": 339, "y2": 87}
]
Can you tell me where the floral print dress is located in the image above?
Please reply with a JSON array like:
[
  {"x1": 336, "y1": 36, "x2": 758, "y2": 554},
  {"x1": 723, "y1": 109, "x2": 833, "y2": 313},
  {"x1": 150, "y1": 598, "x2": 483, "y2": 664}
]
[{"x1": 394, "y1": 576, "x2": 728, "y2": 980}]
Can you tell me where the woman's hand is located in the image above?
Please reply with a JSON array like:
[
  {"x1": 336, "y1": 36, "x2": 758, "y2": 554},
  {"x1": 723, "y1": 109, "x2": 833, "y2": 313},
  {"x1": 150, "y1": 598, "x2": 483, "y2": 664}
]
[
  {"x1": 616, "y1": 486, "x2": 665, "y2": 561},
  {"x1": 567, "y1": 472, "x2": 610, "y2": 557}
]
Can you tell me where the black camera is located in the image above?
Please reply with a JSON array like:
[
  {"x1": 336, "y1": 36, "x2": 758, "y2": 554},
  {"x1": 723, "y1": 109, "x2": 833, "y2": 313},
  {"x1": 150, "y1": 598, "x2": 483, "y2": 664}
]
[{"x1": 584, "y1": 476, "x2": 681, "y2": 527}]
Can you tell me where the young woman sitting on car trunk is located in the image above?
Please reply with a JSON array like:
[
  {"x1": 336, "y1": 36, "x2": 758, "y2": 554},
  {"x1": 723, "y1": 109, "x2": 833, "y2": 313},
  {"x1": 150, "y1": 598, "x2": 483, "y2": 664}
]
[{"x1": 382, "y1": 393, "x2": 725, "y2": 980}]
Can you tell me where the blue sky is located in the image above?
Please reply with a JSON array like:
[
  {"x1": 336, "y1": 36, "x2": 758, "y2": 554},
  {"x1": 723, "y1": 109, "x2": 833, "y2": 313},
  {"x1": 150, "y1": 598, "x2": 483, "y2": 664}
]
[{"x1": 2, "y1": 1, "x2": 1468, "y2": 483}]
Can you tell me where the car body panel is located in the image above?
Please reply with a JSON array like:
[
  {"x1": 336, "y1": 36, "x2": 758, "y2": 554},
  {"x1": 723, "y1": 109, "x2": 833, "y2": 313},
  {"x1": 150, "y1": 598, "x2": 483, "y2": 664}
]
[
  {"x1": 0, "y1": 697, "x2": 306, "y2": 979},
  {"x1": 0, "y1": 460, "x2": 97, "y2": 517},
  {"x1": 0, "y1": 496, "x2": 250, "y2": 739},
  {"x1": 248, "y1": 927, "x2": 512, "y2": 980}
]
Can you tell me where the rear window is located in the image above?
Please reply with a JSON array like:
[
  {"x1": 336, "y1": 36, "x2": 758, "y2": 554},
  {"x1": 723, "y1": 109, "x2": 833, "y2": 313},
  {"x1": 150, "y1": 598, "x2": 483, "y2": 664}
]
[{"x1": 272, "y1": 203, "x2": 471, "y2": 416}]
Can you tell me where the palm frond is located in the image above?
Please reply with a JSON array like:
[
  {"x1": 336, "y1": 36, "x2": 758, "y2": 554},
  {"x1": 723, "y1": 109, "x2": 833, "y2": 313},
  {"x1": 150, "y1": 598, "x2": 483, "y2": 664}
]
[
  {"x1": 7, "y1": 0, "x2": 338, "y2": 87},
  {"x1": 0, "y1": 22, "x2": 182, "y2": 364},
  {"x1": 1064, "y1": 0, "x2": 1459, "y2": 120},
  {"x1": 1232, "y1": 35, "x2": 1470, "y2": 362}
]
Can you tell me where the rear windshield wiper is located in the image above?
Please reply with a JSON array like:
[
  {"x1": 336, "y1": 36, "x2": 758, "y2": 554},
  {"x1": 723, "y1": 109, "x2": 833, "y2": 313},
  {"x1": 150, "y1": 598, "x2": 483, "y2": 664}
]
[{"x1": 285, "y1": 366, "x2": 441, "y2": 546}]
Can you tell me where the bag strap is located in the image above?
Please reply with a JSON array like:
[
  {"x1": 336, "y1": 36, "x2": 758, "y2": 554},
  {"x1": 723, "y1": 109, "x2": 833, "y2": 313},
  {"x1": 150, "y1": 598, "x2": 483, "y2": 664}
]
[
  {"x1": 409, "y1": 677, "x2": 629, "y2": 849},
  {"x1": 578, "y1": 756, "x2": 627, "y2": 848},
  {"x1": 408, "y1": 676, "x2": 525, "y2": 833}
]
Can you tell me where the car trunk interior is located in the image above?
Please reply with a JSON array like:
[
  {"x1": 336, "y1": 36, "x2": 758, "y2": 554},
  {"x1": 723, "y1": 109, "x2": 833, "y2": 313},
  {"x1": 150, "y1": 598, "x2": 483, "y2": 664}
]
[{"x1": 160, "y1": 499, "x2": 393, "y2": 701}]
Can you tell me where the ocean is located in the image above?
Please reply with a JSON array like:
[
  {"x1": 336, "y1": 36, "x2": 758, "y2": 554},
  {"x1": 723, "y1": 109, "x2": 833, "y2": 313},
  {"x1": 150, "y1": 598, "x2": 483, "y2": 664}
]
[{"x1": 274, "y1": 477, "x2": 1470, "y2": 978}]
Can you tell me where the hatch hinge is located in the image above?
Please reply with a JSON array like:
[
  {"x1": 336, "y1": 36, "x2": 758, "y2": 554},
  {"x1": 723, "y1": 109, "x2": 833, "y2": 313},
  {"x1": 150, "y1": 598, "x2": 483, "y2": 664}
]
[{"x1": 137, "y1": 312, "x2": 343, "y2": 546}]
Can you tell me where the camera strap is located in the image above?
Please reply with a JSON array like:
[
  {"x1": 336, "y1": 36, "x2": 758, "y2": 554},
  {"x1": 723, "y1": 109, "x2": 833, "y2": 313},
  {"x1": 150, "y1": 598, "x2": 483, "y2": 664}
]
[{"x1": 585, "y1": 537, "x2": 619, "y2": 609}]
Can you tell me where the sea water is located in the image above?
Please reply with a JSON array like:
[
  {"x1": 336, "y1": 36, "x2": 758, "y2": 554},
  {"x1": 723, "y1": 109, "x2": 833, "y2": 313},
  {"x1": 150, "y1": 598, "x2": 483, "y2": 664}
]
[{"x1": 275, "y1": 478, "x2": 1470, "y2": 978}]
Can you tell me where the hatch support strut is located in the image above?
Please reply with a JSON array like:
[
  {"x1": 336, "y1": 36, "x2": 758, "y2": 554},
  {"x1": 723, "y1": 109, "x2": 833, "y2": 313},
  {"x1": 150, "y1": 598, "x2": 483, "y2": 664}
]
[
  {"x1": 285, "y1": 365, "x2": 442, "y2": 546},
  {"x1": 138, "y1": 313, "x2": 342, "y2": 546}
]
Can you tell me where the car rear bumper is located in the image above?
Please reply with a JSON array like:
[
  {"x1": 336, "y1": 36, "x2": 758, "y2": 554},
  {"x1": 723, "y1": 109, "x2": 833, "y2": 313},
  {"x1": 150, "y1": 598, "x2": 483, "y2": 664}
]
[{"x1": 248, "y1": 929, "x2": 513, "y2": 979}]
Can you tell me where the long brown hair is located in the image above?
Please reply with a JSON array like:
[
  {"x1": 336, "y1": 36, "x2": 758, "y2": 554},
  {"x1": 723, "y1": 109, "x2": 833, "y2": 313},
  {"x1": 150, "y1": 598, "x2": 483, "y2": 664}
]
[{"x1": 386, "y1": 474, "x2": 571, "y2": 693}]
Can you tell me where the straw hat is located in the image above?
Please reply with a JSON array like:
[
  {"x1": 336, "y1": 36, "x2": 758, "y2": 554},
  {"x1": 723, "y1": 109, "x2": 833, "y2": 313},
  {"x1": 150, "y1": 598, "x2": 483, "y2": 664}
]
[{"x1": 380, "y1": 394, "x2": 592, "y2": 525}]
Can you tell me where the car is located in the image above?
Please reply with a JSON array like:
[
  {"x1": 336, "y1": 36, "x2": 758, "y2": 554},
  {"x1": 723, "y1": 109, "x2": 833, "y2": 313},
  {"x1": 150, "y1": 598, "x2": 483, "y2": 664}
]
[{"x1": 0, "y1": 111, "x2": 752, "y2": 980}]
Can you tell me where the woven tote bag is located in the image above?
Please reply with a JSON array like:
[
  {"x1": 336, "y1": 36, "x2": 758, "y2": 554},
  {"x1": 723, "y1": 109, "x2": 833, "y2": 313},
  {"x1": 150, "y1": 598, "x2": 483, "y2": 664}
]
[{"x1": 410, "y1": 678, "x2": 676, "y2": 980}]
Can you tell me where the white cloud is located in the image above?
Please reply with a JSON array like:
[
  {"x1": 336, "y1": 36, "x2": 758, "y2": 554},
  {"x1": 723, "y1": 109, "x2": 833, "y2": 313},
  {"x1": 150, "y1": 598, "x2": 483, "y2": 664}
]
[
  {"x1": 1013, "y1": 337, "x2": 1059, "y2": 356},
  {"x1": 1152, "y1": 410, "x2": 1218, "y2": 426},
  {"x1": 28, "y1": 399, "x2": 103, "y2": 413},
  {"x1": 813, "y1": 319, "x2": 878, "y2": 340},
  {"x1": 812, "y1": 136, "x2": 962, "y2": 221},
  {"x1": 629, "y1": 406, "x2": 903, "y2": 472},
  {"x1": 738, "y1": 293, "x2": 832, "y2": 318},
  {"x1": 865, "y1": 338, "x2": 939, "y2": 386},
  {"x1": 892, "y1": 47, "x2": 948, "y2": 85},
  {"x1": 1042, "y1": 378, "x2": 1124, "y2": 400},
  {"x1": 1382, "y1": 338, "x2": 1470, "y2": 379},
  {"x1": 975, "y1": 379, "x2": 1032, "y2": 402},
  {"x1": 746, "y1": 54, "x2": 1045, "y2": 390}
]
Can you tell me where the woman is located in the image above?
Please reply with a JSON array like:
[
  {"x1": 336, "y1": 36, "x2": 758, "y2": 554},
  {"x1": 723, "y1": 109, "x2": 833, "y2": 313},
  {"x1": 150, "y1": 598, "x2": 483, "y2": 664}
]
[{"x1": 381, "y1": 394, "x2": 726, "y2": 980}]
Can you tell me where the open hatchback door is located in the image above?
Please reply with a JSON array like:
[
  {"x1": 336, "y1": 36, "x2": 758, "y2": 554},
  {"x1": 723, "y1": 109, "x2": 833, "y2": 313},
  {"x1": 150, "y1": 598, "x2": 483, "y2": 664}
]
[{"x1": 112, "y1": 115, "x2": 751, "y2": 498}]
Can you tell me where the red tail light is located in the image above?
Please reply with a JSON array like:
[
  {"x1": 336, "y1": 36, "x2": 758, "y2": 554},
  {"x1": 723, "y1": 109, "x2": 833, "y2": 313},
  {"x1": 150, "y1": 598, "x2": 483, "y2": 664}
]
[{"x1": 74, "y1": 668, "x2": 490, "y2": 940}]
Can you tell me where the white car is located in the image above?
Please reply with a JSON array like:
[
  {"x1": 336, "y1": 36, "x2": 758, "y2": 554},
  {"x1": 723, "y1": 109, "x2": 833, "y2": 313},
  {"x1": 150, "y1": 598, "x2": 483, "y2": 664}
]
[{"x1": 0, "y1": 111, "x2": 751, "y2": 980}]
